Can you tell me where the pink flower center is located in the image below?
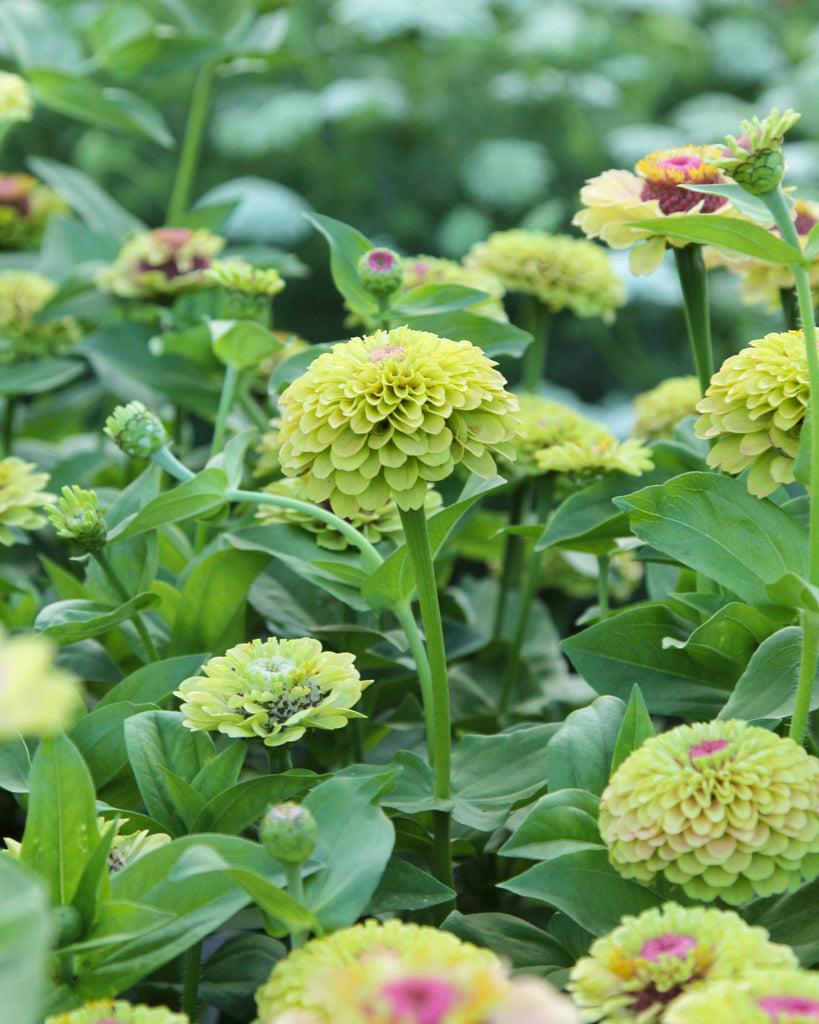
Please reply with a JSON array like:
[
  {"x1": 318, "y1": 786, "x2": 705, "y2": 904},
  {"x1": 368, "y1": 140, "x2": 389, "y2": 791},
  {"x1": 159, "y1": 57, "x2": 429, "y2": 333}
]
[
  {"x1": 369, "y1": 344, "x2": 406, "y2": 363},
  {"x1": 760, "y1": 996, "x2": 819, "y2": 1021},
  {"x1": 369, "y1": 249, "x2": 395, "y2": 271},
  {"x1": 380, "y1": 976, "x2": 455, "y2": 1024},
  {"x1": 658, "y1": 155, "x2": 703, "y2": 176},
  {"x1": 689, "y1": 739, "x2": 729, "y2": 761},
  {"x1": 639, "y1": 933, "x2": 698, "y2": 962},
  {"x1": 153, "y1": 227, "x2": 193, "y2": 248}
]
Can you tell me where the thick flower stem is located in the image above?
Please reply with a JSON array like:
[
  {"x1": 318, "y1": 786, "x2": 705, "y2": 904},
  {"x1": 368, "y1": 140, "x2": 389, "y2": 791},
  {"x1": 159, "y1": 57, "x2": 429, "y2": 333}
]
[
  {"x1": 211, "y1": 363, "x2": 241, "y2": 459},
  {"x1": 167, "y1": 62, "x2": 215, "y2": 223},
  {"x1": 181, "y1": 940, "x2": 203, "y2": 1022},
  {"x1": 597, "y1": 553, "x2": 611, "y2": 620},
  {"x1": 498, "y1": 540, "x2": 541, "y2": 716},
  {"x1": 521, "y1": 298, "x2": 551, "y2": 391},
  {"x1": 92, "y1": 549, "x2": 158, "y2": 662},
  {"x1": 492, "y1": 479, "x2": 535, "y2": 640},
  {"x1": 1, "y1": 396, "x2": 15, "y2": 456},
  {"x1": 673, "y1": 244, "x2": 714, "y2": 396},
  {"x1": 285, "y1": 863, "x2": 307, "y2": 949}
]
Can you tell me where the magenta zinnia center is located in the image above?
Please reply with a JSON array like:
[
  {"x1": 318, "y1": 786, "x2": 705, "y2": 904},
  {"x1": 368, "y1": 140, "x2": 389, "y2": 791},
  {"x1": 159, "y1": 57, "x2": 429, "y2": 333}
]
[
  {"x1": 658, "y1": 155, "x2": 703, "y2": 174},
  {"x1": 639, "y1": 933, "x2": 698, "y2": 962},
  {"x1": 369, "y1": 250, "x2": 395, "y2": 270},
  {"x1": 689, "y1": 738, "x2": 729, "y2": 761},
  {"x1": 759, "y1": 995, "x2": 819, "y2": 1020},
  {"x1": 380, "y1": 976, "x2": 455, "y2": 1024}
]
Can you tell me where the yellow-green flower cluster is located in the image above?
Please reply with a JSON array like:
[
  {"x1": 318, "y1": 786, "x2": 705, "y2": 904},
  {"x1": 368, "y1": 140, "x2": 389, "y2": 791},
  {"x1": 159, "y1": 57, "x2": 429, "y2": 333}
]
[
  {"x1": 0, "y1": 72, "x2": 32, "y2": 122},
  {"x1": 665, "y1": 970, "x2": 819, "y2": 1024},
  {"x1": 44, "y1": 485, "x2": 107, "y2": 552},
  {"x1": 0, "y1": 628, "x2": 82, "y2": 737},
  {"x1": 0, "y1": 455, "x2": 53, "y2": 545},
  {"x1": 694, "y1": 330, "x2": 807, "y2": 497},
  {"x1": 277, "y1": 326, "x2": 519, "y2": 517},
  {"x1": 465, "y1": 230, "x2": 625, "y2": 322},
  {"x1": 0, "y1": 270, "x2": 81, "y2": 363},
  {"x1": 175, "y1": 637, "x2": 371, "y2": 748},
  {"x1": 0, "y1": 173, "x2": 69, "y2": 250},
  {"x1": 206, "y1": 258, "x2": 285, "y2": 298},
  {"x1": 599, "y1": 720, "x2": 819, "y2": 905},
  {"x1": 568, "y1": 902, "x2": 796, "y2": 1023},
  {"x1": 255, "y1": 474, "x2": 442, "y2": 551},
  {"x1": 535, "y1": 434, "x2": 653, "y2": 479},
  {"x1": 403, "y1": 254, "x2": 508, "y2": 322},
  {"x1": 632, "y1": 377, "x2": 701, "y2": 441},
  {"x1": 508, "y1": 393, "x2": 618, "y2": 477},
  {"x1": 45, "y1": 999, "x2": 189, "y2": 1024},
  {"x1": 255, "y1": 919, "x2": 580, "y2": 1024},
  {"x1": 97, "y1": 226, "x2": 225, "y2": 299}
]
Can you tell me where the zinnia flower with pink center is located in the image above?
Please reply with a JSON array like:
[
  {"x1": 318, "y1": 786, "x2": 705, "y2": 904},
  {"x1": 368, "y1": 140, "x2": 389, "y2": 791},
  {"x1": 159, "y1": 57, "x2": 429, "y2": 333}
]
[
  {"x1": 45, "y1": 999, "x2": 189, "y2": 1024},
  {"x1": 665, "y1": 971, "x2": 819, "y2": 1024}
]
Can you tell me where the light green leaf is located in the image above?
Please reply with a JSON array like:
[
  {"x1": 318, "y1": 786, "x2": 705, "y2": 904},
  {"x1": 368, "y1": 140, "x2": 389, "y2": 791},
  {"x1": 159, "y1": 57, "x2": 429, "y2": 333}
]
[
  {"x1": 499, "y1": 789, "x2": 602, "y2": 861},
  {"x1": 211, "y1": 320, "x2": 285, "y2": 369},
  {"x1": 34, "y1": 594, "x2": 161, "y2": 644},
  {"x1": 306, "y1": 213, "x2": 377, "y2": 315},
  {"x1": 610, "y1": 685, "x2": 655, "y2": 775},
  {"x1": 546, "y1": 697, "x2": 627, "y2": 796},
  {"x1": 0, "y1": 857, "x2": 54, "y2": 1024},
  {"x1": 107, "y1": 468, "x2": 229, "y2": 543},
  {"x1": 0, "y1": 357, "x2": 84, "y2": 396},
  {"x1": 627, "y1": 214, "x2": 802, "y2": 266}
]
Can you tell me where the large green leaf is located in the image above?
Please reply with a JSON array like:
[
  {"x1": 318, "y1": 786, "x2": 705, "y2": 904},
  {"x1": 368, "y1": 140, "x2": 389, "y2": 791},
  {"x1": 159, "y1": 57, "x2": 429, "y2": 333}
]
[
  {"x1": 97, "y1": 653, "x2": 208, "y2": 708},
  {"x1": 443, "y1": 911, "x2": 573, "y2": 973},
  {"x1": 627, "y1": 214, "x2": 802, "y2": 266},
  {"x1": 499, "y1": 789, "x2": 603, "y2": 861},
  {"x1": 744, "y1": 876, "x2": 819, "y2": 966},
  {"x1": 34, "y1": 593, "x2": 161, "y2": 644},
  {"x1": 306, "y1": 213, "x2": 377, "y2": 316},
  {"x1": 106, "y1": 468, "x2": 229, "y2": 543},
  {"x1": 0, "y1": 357, "x2": 85, "y2": 396},
  {"x1": 211, "y1": 319, "x2": 284, "y2": 368},
  {"x1": 545, "y1": 697, "x2": 627, "y2": 796},
  {"x1": 71, "y1": 700, "x2": 158, "y2": 789},
  {"x1": 364, "y1": 857, "x2": 455, "y2": 914},
  {"x1": 193, "y1": 771, "x2": 320, "y2": 835},
  {"x1": 404, "y1": 309, "x2": 531, "y2": 359},
  {"x1": 0, "y1": 857, "x2": 54, "y2": 1024}
]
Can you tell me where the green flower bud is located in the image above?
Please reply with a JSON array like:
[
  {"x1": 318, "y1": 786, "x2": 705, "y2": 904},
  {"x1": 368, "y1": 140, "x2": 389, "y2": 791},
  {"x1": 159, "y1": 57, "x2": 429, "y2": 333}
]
[
  {"x1": 260, "y1": 802, "x2": 317, "y2": 864},
  {"x1": 357, "y1": 248, "x2": 403, "y2": 296},
  {"x1": 104, "y1": 401, "x2": 168, "y2": 459},
  {"x1": 205, "y1": 259, "x2": 285, "y2": 299},
  {"x1": 45, "y1": 485, "x2": 107, "y2": 552},
  {"x1": 54, "y1": 905, "x2": 84, "y2": 946},
  {"x1": 715, "y1": 108, "x2": 801, "y2": 196}
]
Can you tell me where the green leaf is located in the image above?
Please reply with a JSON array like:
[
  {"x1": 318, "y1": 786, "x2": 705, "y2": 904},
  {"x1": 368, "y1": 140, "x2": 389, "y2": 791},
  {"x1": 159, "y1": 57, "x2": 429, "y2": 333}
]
[
  {"x1": 306, "y1": 213, "x2": 377, "y2": 316},
  {"x1": 766, "y1": 572, "x2": 819, "y2": 613},
  {"x1": 70, "y1": 821, "x2": 117, "y2": 932},
  {"x1": 107, "y1": 468, "x2": 229, "y2": 543},
  {"x1": 97, "y1": 653, "x2": 209, "y2": 708},
  {"x1": 71, "y1": 700, "x2": 159, "y2": 789},
  {"x1": 19, "y1": 734, "x2": 98, "y2": 906},
  {"x1": 499, "y1": 849, "x2": 661, "y2": 936},
  {"x1": 627, "y1": 214, "x2": 802, "y2": 266},
  {"x1": 191, "y1": 741, "x2": 247, "y2": 803},
  {"x1": 403, "y1": 309, "x2": 532, "y2": 359},
  {"x1": 805, "y1": 222, "x2": 819, "y2": 262},
  {"x1": 0, "y1": 857, "x2": 54, "y2": 1024},
  {"x1": 0, "y1": 0, "x2": 82, "y2": 69},
  {"x1": 546, "y1": 696, "x2": 627, "y2": 796},
  {"x1": 443, "y1": 911, "x2": 573, "y2": 972},
  {"x1": 611, "y1": 685, "x2": 655, "y2": 775},
  {"x1": 678, "y1": 183, "x2": 777, "y2": 222},
  {"x1": 194, "y1": 771, "x2": 321, "y2": 834},
  {"x1": 34, "y1": 593, "x2": 161, "y2": 644},
  {"x1": 211, "y1": 320, "x2": 285, "y2": 368},
  {"x1": 393, "y1": 283, "x2": 494, "y2": 315},
  {"x1": 198, "y1": 933, "x2": 285, "y2": 1021},
  {"x1": 364, "y1": 857, "x2": 455, "y2": 914},
  {"x1": 615, "y1": 472, "x2": 808, "y2": 608},
  {"x1": 499, "y1": 789, "x2": 603, "y2": 860},
  {"x1": 744, "y1": 876, "x2": 819, "y2": 965},
  {"x1": 0, "y1": 357, "x2": 85, "y2": 396},
  {"x1": 268, "y1": 342, "x2": 331, "y2": 398},
  {"x1": 0, "y1": 734, "x2": 31, "y2": 793}
]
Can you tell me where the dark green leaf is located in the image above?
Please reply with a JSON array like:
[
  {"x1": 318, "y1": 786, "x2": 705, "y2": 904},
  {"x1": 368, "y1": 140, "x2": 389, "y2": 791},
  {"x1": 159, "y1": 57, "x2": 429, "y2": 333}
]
[
  {"x1": 107, "y1": 468, "x2": 229, "y2": 543},
  {"x1": 0, "y1": 357, "x2": 85, "y2": 396},
  {"x1": 34, "y1": 593, "x2": 161, "y2": 644},
  {"x1": 627, "y1": 214, "x2": 802, "y2": 266},
  {"x1": 32, "y1": 157, "x2": 146, "y2": 240},
  {"x1": 546, "y1": 696, "x2": 627, "y2": 796},
  {"x1": 97, "y1": 653, "x2": 209, "y2": 708},
  {"x1": 611, "y1": 686, "x2": 655, "y2": 774},
  {"x1": 71, "y1": 700, "x2": 158, "y2": 788},
  {"x1": 499, "y1": 789, "x2": 602, "y2": 860},
  {"x1": 194, "y1": 771, "x2": 321, "y2": 834},
  {"x1": 443, "y1": 911, "x2": 573, "y2": 972},
  {"x1": 0, "y1": 857, "x2": 54, "y2": 1024},
  {"x1": 364, "y1": 857, "x2": 455, "y2": 914}
]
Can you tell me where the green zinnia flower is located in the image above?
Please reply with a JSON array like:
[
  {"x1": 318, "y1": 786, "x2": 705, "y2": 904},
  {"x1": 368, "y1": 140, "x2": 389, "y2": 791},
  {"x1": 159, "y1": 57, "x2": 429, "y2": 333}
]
[
  {"x1": 45, "y1": 999, "x2": 189, "y2": 1024},
  {"x1": 535, "y1": 434, "x2": 653, "y2": 479},
  {"x1": 713, "y1": 108, "x2": 801, "y2": 197},
  {"x1": 0, "y1": 270, "x2": 81, "y2": 364},
  {"x1": 694, "y1": 330, "x2": 807, "y2": 498},
  {"x1": 600, "y1": 720, "x2": 819, "y2": 905},
  {"x1": 633, "y1": 377, "x2": 701, "y2": 442},
  {"x1": 0, "y1": 455, "x2": 53, "y2": 545},
  {"x1": 465, "y1": 230, "x2": 626, "y2": 323},
  {"x1": 568, "y1": 902, "x2": 796, "y2": 1023},
  {"x1": 0, "y1": 173, "x2": 69, "y2": 250},
  {"x1": 0, "y1": 627, "x2": 82, "y2": 737},
  {"x1": 175, "y1": 637, "x2": 371, "y2": 747},
  {"x1": 97, "y1": 226, "x2": 225, "y2": 300},
  {"x1": 277, "y1": 326, "x2": 519, "y2": 517},
  {"x1": 507, "y1": 393, "x2": 610, "y2": 477},
  {"x1": 666, "y1": 970, "x2": 819, "y2": 1024}
]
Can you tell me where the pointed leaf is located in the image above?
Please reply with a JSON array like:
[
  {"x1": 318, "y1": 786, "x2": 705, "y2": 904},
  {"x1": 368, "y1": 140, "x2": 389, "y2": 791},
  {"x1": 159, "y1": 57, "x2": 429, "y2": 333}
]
[
  {"x1": 611, "y1": 686, "x2": 655, "y2": 774},
  {"x1": 107, "y1": 468, "x2": 229, "y2": 543},
  {"x1": 546, "y1": 696, "x2": 627, "y2": 796},
  {"x1": 627, "y1": 214, "x2": 802, "y2": 265}
]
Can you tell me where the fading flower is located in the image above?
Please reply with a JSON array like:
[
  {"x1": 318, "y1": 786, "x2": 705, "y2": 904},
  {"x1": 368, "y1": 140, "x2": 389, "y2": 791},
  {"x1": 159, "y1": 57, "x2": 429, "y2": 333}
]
[
  {"x1": 96, "y1": 226, "x2": 225, "y2": 300},
  {"x1": 104, "y1": 817, "x2": 172, "y2": 874},
  {"x1": 694, "y1": 330, "x2": 807, "y2": 498},
  {"x1": 175, "y1": 637, "x2": 371, "y2": 748},
  {"x1": 277, "y1": 326, "x2": 519, "y2": 517},
  {"x1": 0, "y1": 270, "x2": 81, "y2": 363},
  {"x1": 0, "y1": 628, "x2": 82, "y2": 737},
  {"x1": 599, "y1": 720, "x2": 819, "y2": 905},
  {"x1": 45, "y1": 999, "x2": 189, "y2": 1024},
  {"x1": 632, "y1": 377, "x2": 701, "y2": 441},
  {"x1": 665, "y1": 970, "x2": 819, "y2": 1024},
  {"x1": 0, "y1": 72, "x2": 32, "y2": 122},
  {"x1": 0, "y1": 172, "x2": 69, "y2": 250},
  {"x1": 465, "y1": 230, "x2": 625, "y2": 322},
  {"x1": 568, "y1": 902, "x2": 796, "y2": 1023},
  {"x1": 573, "y1": 146, "x2": 731, "y2": 275},
  {"x1": 0, "y1": 455, "x2": 53, "y2": 545},
  {"x1": 402, "y1": 255, "x2": 508, "y2": 322}
]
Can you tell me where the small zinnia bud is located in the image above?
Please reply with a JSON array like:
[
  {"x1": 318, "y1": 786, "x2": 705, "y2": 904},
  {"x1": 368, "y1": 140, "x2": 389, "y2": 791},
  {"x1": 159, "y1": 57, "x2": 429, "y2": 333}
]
[
  {"x1": 714, "y1": 108, "x2": 801, "y2": 196},
  {"x1": 44, "y1": 998, "x2": 190, "y2": 1024},
  {"x1": 600, "y1": 720, "x2": 819, "y2": 905},
  {"x1": 665, "y1": 970, "x2": 819, "y2": 1024},
  {"x1": 0, "y1": 71, "x2": 32, "y2": 122},
  {"x1": 104, "y1": 401, "x2": 168, "y2": 459},
  {"x1": 45, "y1": 485, "x2": 107, "y2": 552},
  {"x1": 206, "y1": 258, "x2": 285, "y2": 299},
  {"x1": 0, "y1": 455, "x2": 53, "y2": 545},
  {"x1": 357, "y1": 248, "x2": 403, "y2": 297},
  {"x1": 260, "y1": 802, "x2": 318, "y2": 864},
  {"x1": 54, "y1": 905, "x2": 84, "y2": 946}
]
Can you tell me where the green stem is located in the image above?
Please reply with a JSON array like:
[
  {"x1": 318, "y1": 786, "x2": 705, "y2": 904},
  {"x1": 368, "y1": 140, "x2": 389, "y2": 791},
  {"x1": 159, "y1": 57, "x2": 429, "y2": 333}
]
[
  {"x1": 394, "y1": 602, "x2": 437, "y2": 762},
  {"x1": 181, "y1": 940, "x2": 203, "y2": 1022},
  {"x1": 238, "y1": 386, "x2": 273, "y2": 431},
  {"x1": 92, "y1": 549, "x2": 159, "y2": 662},
  {"x1": 375, "y1": 293, "x2": 393, "y2": 330},
  {"x1": 597, "y1": 553, "x2": 611, "y2": 621},
  {"x1": 285, "y1": 862, "x2": 307, "y2": 949},
  {"x1": 498, "y1": 542, "x2": 541, "y2": 715},
  {"x1": 267, "y1": 747, "x2": 293, "y2": 774},
  {"x1": 492, "y1": 480, "x2": 534, "y2": 641},
  {"x1": 167, "y1": 62, "x2": 215, "y2": 222},
  {"x1": 211, "y1": 363, "x2": 241, "y2": 459},
  {"x1": 1, "y1": 396, "x2": 15, "y2": 456},
  {"x1": 673, "y1": 245, "x2": 714, "y2": 396},
  {"x1": 780, "y1": 287, "x2": 799, "y2": 331},
  {"x1": 521, "y1": 298, "x2": 551, "y2": 391}
]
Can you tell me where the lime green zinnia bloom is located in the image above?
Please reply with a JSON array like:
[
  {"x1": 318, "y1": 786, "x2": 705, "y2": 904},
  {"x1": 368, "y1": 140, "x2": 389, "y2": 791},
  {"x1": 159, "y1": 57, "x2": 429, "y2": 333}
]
[
  {"x1": 277, "y1": 326, "x2": 519, "y2": 517},
  {"x1": 0, "y1": 455, "x2": 53, "y2": 545},
  {"x1": 465, "y1": 229, "x2": 625, "y2": 322},
  {"x1": 568, "y1": 902, "x2": 796, "y2": 1023},
  {"x1": 0, "y1": 173, "x2": 69, "y2": 250},
  {"x1": 695, "y1": 330, "x2": 808, "y2": 498},
  {"x1": 633, "y1": 377, "x2": 701, "y2": 441},
  {"x1": 0, "y1": 627, "x2": 82, "y2": 737},
  {"x1": 0, "y1": 71, "x2": 32, "y2": 122},
  {"x1": 0, "y1": 270, "x2": 81, "y2": 363},
  {"x1": 45, "y1": 999, "x2": 189, "y2": 1024},
  {"x1": 666, "y1": 970, "x2": 819, "y2": 1024},
  {"x1": 44, "y1": 485, "x2": 107, "y2": 552},
  {"x1": 600, "y1": 720, "x2": 819, "y2": 905},
  {"x1": 175, "y1": 637, "x2": 371, "y2": 747},
  {"x1": 97, "y1": 226, "x2": 225, "y2": 299},
  {"x1": 508, "y1": 393, "x2": 610, "y2": 476},
  {"x1": 535, "y1": 434, "x2": 653, "y2": 479}
]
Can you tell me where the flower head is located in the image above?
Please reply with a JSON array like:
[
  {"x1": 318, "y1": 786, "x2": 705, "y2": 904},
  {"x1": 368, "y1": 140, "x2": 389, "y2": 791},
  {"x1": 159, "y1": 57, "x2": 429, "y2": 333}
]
[
  {"x1": 666, "y1": 971, "x2": 819, "y2": 1024},
  {"x1": 0, "y1": 628, "x2": 82, "y2": 737},
  {"x1": 96, "y1": 227, "x2": 225, "y2": 300},
  {"x1": 0, "y1": 72, "x2": 32, "y2": 122},
  {"x1": 206, "y1": 258, "x2": 285, "y2": 299},
  {"x1": 358, "y1": 248, "x2": 404, "y2": 296},
  {"x1": 277, "y1": 326, "x2": 519, "y2": 517},
  {"x1": 45, "y1": 999, "x2": 189, "y2": 1024},
  {"x1": 402, "y1": 256, "x2": 508, "y2": 322},
  {"x1": 465, "y1": 230, "x2": 625, "y2": 322},
  {"x1": 175, "y1": 637, "x2": 371, "y2": 747},
  {"x1": 599, "y1": 720, "x2": 819, "y2": 905},
  {"x1": 0, "y1": 173, "x2": 69, "y2": 250},
  {"x1": 260, "y1": 802, "x2": 318, "y2": 864},
  {"x1": 508, "y1": 393, "x2": 611, "y2": 477},
  {"x1": 633, "y1": 377, "x2": 701, "y2": 441},
  {"x1": 714, "y1": 109, "x2": 801, "y2": 197},
  {"x1": 102, "y1": 817, "x2": 171, "y2": 874},
  {"x1": 573, "y1": 146, "x2": 731, "y2": 275},
  {"x1": 694, "y1": 330, "x2": 808, "y2": 497},
  {"x1": 535, "y1": 434, "x2": 654, "y2": 480},
  {"x1": 0, "y1": 270, "x2": 81, "y2": 363},
  {"x1": 45, "y1": 485, "x2": 107, "y2": 552},
  {"x1": 104, "y1": 401, "x2": 169, "y2": 459},
  {"x1": 0, "y1": 455, "x2": 53, "y2": 545},
  {"x1": 568, "y1": 902, "x2": 796, "y2": 1023}
]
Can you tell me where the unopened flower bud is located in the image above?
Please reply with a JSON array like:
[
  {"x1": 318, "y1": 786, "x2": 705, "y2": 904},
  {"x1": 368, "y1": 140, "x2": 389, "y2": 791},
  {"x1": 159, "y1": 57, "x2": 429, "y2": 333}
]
[
  {"x1": 205, "y1": 259, "x2": 285, "y2": 299},
  {"x1": 260, "y1": 802, "x2": 317, "y2": 864},
  {"x1": 357, "y1": 248, "x2": 403, "y2": 296},
  {"x1": 104, "y1": 401, "x2": 168, "y2": 458},
  {"x1": 715, "y1": 108, "x2": 801, "y2": 196},
  {"x1": 45, "y1": 485, "x2": 107, "y2": 552}
]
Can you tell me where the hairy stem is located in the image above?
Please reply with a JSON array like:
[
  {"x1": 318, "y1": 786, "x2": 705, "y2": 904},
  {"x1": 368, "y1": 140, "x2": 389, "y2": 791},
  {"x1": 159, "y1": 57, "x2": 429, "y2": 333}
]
[{"x1": 285, "y1": 862, "x2": 307, "y2": 950}]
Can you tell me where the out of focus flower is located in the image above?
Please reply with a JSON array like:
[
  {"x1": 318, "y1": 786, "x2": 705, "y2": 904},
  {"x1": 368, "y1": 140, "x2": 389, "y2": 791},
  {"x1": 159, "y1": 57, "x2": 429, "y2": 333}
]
[
  {"x1": 694, "y1": 330, "x2": 807, "y2": 497},
  {"x1": 175, "y1": 637, "x2": 371, "y2": 748},
  {"x1": 573, "y1": 146, "x2": 732, "y2": 275},
  {"x1": 0, "y1": 72, "x2": 32, "y2": 122},
  {"x1": 206, "y1": 259, "x2": 285, "y2": 299},
  {"x1": 0, "y1": 270, "x2": 81, "y2": 363},
  {"x1": 568, "y1": 902, "x2": 796, "y2": 1023},
  {"x1": 666, "y1": 970, "x2": 819, "y2": 1024},
  {"x1": 535, "y1": 434, "x2": 653, "y2": 479},
  {"x1": 260, "y1": 802, "x2": 318, "y2": 864},
  {"x1": 104, "y1": 401, "x2": 169, "y2": 459},
  {"x1": 0, "y1": 173, "x2": 69, "y2": 250},
  {"x1": 402, "y1": 255, "x2": 508, "y2": 322},
  {"x1": 714, "y1": 108, "x2": 801, "y2": 197},
  {"x1": 255, "y1": 919, "x2": 579, "y2": 1024},
  {"x1": 0, "y1": 628, "x2": 82, "y2": 736},
  {"x1": 632, "y1": 376, "x2": 701, "y2": 441},
  {"x1": 6, "y1": 815, "x2": 171, "y2": 873},
  {"x1": 277, "y1": 326, "x2": 519, "y2": 517},
  {"x1": 599, "y1": 719, "x2": 819, "y2": 905},
  {"x1": 96, "y1": 226, "x2": 225, "y2": 300},
  {"x1": 44, "y1": 485, "x2": 107, "y2": 552},
  {"x1": 45, "y1": 999, "x2": 189, "y2": 1024},
  {"x1": 255, "y1": 473, "x2": 441, "y2": 550},
  {"x1": 507, "y1": 393, "x2": 610, "y2": 476},
  {"x1": 358, "y1": 248, "x2": 403, "y2": 297},
  {"x1": 465, "y1": 230, "x2": 625, "y2": 322},
  {"x1": 0, "y1": 455, "x2": 53, "y2": 545}
]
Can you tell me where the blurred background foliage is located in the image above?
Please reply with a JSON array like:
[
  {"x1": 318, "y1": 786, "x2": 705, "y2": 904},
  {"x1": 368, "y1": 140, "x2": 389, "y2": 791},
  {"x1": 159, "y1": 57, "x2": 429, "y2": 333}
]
[{"x1": 5, "y1": 0, "x2": 819, "y2": 404}]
